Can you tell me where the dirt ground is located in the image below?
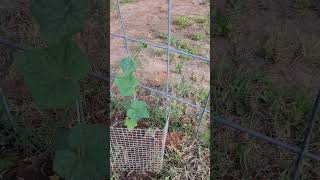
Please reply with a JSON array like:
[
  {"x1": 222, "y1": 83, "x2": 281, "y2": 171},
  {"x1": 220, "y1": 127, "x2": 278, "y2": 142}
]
[{"x1": 110, "y1": 0, "x2": 210, "y2": 90}]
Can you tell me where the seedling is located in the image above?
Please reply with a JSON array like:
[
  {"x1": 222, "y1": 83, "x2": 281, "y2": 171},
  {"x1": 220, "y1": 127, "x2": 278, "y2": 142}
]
[{"x1": 114, "y1": 57, "x2": 150, "y2": 130}]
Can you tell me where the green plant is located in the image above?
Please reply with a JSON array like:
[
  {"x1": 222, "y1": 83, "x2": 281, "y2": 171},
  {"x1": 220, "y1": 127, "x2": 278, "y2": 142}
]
[
  {"x1": 159, "y1": 32, "x2": 177, "y2": 46},
  {"x1": 192, "y1": 31, "x2": 207, "y2": 41},
  {"x1": 12, "y1": 0, "x2": 107, "y2": 179},
  {"x1": 154, "y1": 48, "x2": 165, "y2": 57},
  {"x1": 114, "y1": 57, "x2": 150, "y2": 130},
  {"x1": 212, "y1": 7, "x2": 232, "y2": 37},
  {"x1": 175, "y1": 61, "x2": 184, "y2": 74},
  {"x1": 173, "y1": 16, "x2": 195, "y2": 28},
  {"x1": 292, "y1": 0, "x2": 320, "y2": 8}
]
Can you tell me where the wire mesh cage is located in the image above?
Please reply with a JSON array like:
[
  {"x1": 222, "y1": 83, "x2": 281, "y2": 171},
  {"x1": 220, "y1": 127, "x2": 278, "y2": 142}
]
[{"x1": 110, "y1": 121, "x2": 169, "y2": 172}]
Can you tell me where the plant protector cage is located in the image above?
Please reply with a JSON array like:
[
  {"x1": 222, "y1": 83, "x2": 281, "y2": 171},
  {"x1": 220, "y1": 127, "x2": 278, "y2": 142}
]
[{"x1": 110, "y1": 122, "x2": 169, "y2": 172}]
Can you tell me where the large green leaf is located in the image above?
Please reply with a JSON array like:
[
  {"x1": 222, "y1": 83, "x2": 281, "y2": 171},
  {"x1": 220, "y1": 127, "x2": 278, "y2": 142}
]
[
  {"x1": 50, "y1": 128, "x2": 70, "y2": 152},
  {"x1": 31, "y1": 0, "x2": 90, "y2": 43},
  {"x1": 127, "y1": 100, "x2": 150, "y2": 121},
  {"x1": 119, "y1": 57, "x2": 137, "y2": 76},
  {"x1": 14, "y1": 41, "x2": 91, "y2": 109},
  {"x1": 53, "y1": 124, "x2": 107, "y2": 180},
  {"x1": 114, "y1": 74, "x2": 139, "y2": 96}
]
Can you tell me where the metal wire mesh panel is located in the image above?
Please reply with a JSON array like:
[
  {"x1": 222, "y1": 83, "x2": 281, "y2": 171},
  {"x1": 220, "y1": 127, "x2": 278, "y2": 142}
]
[{"x1": 110, "y1": 126, "x2": 168, "y2": 172}]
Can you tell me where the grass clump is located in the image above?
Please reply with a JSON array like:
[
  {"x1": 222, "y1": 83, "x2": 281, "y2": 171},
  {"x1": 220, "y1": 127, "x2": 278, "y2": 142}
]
[
  {"x1": 120, "y1": 0, "x2": 136, "y2": 3},
  {"x1": 159, "y1": 32, "x2": 177, "y2": 46},
  {"x1": 192, "y1": 31, "x2": 207, "y2": 41},
  {"x1": 173, "y1": 16, "x2": 195, "y2": 28}
]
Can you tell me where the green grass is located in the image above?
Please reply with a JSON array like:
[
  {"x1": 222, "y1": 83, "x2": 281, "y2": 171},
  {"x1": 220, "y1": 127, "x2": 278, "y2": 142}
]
[
  {"x1": 120, "y1": 0, "x2": 136, "y2": 3},
  {"x1": 191, "y1": 15, "x2": 207, "y2": 24},
  {"x1": 159, "y1": 32, "x2": 177, "y2": 46},
  {"x1": 154, "y1": 48, "x2": 166, "y2": 57},
  {"x1": 172, "y1": 81, "x2": 209, "y2": 104},
  {"x1": 212, "y1": 57, "x2": 315, "y2": 142},
  {"x1": 192, "y1": 31, "x2": 207, "y2": 41},
  {"x1": 212, "y1": 8, "x2": 233, "y2": 37},
  {"x1": 173, "y1": 16, "x2": 195, "y2": 28},
  {"x1": 177, "y1": 39, "x2": 202, "y2": 55},
  {"x1": 175, "y1": 61, "x2": 184, "y2": 74},
  {"x1": 292, "y1": 0, "x2": 320, "y2": 8}
]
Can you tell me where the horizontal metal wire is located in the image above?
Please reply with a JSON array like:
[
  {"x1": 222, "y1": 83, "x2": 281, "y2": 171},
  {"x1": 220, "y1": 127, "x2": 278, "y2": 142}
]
[
  {"x1": 1, "y1": 38, "x2": 320, "y2": 162},
  {"x1": 214, "y1": 116, "x2": 320, "y2": 161},
  {"x1": 111, "y1": 32, "x2": 210, "y2": 62}
]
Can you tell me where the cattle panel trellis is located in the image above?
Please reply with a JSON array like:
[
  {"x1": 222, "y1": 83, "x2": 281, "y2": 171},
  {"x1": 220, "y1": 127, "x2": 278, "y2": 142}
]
[{"x1": 0, "y1": 0, "x2": 319, "y2": 178}]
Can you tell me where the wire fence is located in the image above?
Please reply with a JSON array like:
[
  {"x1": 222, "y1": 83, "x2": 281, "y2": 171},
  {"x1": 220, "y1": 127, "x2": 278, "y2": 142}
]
[{"x1": 0, "y1": 0, "x2": 320, "y2": 178}]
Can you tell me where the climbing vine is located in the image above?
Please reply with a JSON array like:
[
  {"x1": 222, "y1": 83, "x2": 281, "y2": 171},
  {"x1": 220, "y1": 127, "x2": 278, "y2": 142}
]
[
  {"x1": 13, "y1": 0, "x2": 107, "y2": 179},
  {"x1": 114, "y1": 57, "x2": 150, "y2": 130}
]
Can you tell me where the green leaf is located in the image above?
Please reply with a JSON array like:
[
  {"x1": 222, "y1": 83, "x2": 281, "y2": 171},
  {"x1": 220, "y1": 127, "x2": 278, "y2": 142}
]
[
  {"x1": 50, "y1": 128, "x2": 70, "y2": 152},
  {"x1": 114, "y1": 74, "x2": 139, "y2": 96},
  {"x1": 53, "y1": 124, "x2": 107, "y2": 180},
  {"x1": 124, "y1": 118, "x2": 137, "y2": 131},
  {"x1": 119, "y1": 57, "x2": 137, "y2": 76},
  {"x1": 31, "y1": 0, "x2": 90, "y2": 44},
  {"x1": 127, "y1": 100, "x2": 150, "y2": 121},
  {"x1": 14, "y1": 41, "x2": 90, "y2": 109}
]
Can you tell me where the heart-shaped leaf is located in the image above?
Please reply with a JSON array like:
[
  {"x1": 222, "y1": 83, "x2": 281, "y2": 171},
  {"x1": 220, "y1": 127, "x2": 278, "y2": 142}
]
[
  {"x1": 114, "y1": 74, "x2": 139, "y2": 96},
  {"x1": 31, "y1": 0, "x2": 90, "y2": 43},
  {"x1": 127, "y1": 100, "x2": 150, "y2": 121},
  {"x1": 14, "y1": 41, "x2": 91, "y2": 109},
  {"x1": 124, "y1": 118, "x2": 137, "y2": 131},
  {"x1": 119, "y1": 57, "x2": 137, "y2": 76},
  {"x1": 53, "y1": 124, "x2": 107, "y2": 180}
]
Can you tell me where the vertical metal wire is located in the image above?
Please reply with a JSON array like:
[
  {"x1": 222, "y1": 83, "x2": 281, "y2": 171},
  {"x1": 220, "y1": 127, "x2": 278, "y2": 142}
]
[
  {"x1": 115, "y1": 0, "x2": 129, "y2": 55},
  {"x1": 291, "y1": 89, "x2": 320, "y2": 180},
  {"x1": 115, "y1": 0, "x2": 136, "y2": 100},
  {"x1": 164, "y1": 0, "x2": 172, "y2": 128},
  {"x1": 159, "y1": 0, "x2": 172, "y2": 169},
  {"x1": 0, "y1": 87, "x2": 12, "y2": 120},
  {"x1": 195, "y1": 91, "x2": 210, "y2": 140}
]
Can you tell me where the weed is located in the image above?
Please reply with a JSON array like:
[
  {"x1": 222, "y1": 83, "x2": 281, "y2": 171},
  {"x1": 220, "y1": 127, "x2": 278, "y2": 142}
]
[
  {"x1": 257, "y1": 26, "x2": 300, "y2": 63},
  {"x1": 154, "y1": 48, "x2": 165, "y2": 57},
  {"x1": 192, "y1": 31, "x2": 207, "y2": 41},
  {"x1": 199, "y1": 131, "x2": 209, "y2": 148},
  {"x1": 191, "y1": 15, "x2": 207, "y2": 24},
  {"x1": 175, "y1": 61, "x2": 184, "y2": 74},
  {"x1": 120, "y1": 0, "x2": 136, "y2": 4},
  {"x1": 172, "y1": 81, "x2": 208, "y2": 105},
  {"x1": 177, "y1": 39, "x2": 191, "y2": 50},
  {"x1": 212, "y1": 57, "x2": 314, "y2": 141},
  {"x1": 159, "y1": 32, "x2": 177, "y2": 46},
  {"x1": 145, "y1": 106, "x2": 166, "y2": 128},
  {"x1": 299, "y1": 35, "x2": 320, "y2": 67},
  {"x1": 173, "y1": 16, "x2": 195, "y2": 28},
  {"x1": 212, "y1": 8, "x2": 233, "y2": 37},
  {"x1": 177, "y1": 39, "x2": 201, "y2": 55},
  {"x1": 292, "y1": 0, "x2": 320, "y2": 9}
]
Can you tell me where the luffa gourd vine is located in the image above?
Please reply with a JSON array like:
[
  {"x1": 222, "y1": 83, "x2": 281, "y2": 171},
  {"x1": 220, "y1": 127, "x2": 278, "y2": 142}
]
[
  {"x1": 14, "y1": 0, "x2": 107, "y2": 179},
  {"x1": 114, "y1": 57, "x2": 150, "y2": 130}
]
